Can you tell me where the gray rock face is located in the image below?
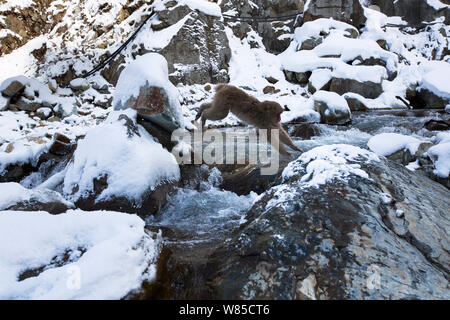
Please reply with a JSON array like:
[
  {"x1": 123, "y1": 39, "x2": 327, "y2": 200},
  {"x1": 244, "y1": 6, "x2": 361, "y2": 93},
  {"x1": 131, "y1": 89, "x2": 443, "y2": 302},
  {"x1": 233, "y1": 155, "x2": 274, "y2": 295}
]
[
  {"x1": 221, "y1": 0, "x2": 305, "y2": 54},
  {"x1": 370, "y1": 0, "x2": 450, "y2": 25},
  {"x1": 199, "y1": 146, "x2": 450, "y2": 299},
  {"x1": 304, "y1": 0, "x2": 366, "y2": 28},
  {"x1": 330, "y1": 77, "x2": 383, "y2": 99},
  {"x1": 159, "y1": 8, "x2": 231, "y2": 85}
]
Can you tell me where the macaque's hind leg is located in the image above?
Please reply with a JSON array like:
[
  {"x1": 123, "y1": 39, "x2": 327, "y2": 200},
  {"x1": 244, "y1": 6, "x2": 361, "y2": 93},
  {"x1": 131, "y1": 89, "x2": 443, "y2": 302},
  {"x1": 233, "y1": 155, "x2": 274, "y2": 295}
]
[
  {"x1": 195, "y1": 103, "x2": 212, "y2": 121},
  {"x1": 279, "y1": 126, "x2": 302, "y2": 152}
]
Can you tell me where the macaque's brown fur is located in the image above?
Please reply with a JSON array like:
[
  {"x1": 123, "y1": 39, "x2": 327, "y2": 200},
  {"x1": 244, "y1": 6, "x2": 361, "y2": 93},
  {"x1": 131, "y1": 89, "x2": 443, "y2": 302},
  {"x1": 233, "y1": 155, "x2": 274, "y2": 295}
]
[{"x1": 195, "y1": 84, "x2": 302, "y2": 155}]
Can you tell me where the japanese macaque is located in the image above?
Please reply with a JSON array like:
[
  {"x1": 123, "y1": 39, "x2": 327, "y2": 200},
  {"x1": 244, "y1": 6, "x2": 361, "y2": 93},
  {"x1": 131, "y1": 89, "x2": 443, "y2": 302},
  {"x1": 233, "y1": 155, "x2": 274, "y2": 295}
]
[{"x1": 195, "y1": 84, "x2": 302, "y2": 155}]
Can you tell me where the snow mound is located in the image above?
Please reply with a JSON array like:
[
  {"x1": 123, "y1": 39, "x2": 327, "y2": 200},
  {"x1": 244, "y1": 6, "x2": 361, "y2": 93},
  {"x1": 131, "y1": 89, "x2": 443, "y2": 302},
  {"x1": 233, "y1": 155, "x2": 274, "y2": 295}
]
[
  {"x1": 63, "y1": 109, "x2": 180, "y2": 203},
  {"x1": 0, "y1": 75, "x2": 57, "y2": 105},
  {"x1": 294, "y1": 18, "x2": 358, "y2": 45},
  {"x1": 0, "y1": 210, "x2": 161, "y2": 299},
  {"x1": 427, "y1": 142, "x2": 450, "y2": 178},
  {"x1": 282, "y1": 144, "x2": 380, "y2": 187},
  {"x1": 181, "y1": 0, "x2": 222, "y2": 17},
  {"x1": 367, "y1": 133, "x2": 422, "y2": 157},
  {"x1": 419, "y1": 61, "x2": 450, "y2": 100},
  {"x1": 280, "y1": 49, "x2": 388, "y2": 84},
  {"x1": 113, "y1": 53, "x2": 186, "y2": 128},
  {"x1": 0, "y1": 136, "x2": 51, "y2": 175},
  {"x1": 0, "y1": 182, "x2": 74, "y2": 210},
  {"x1": 313, "y1": 33, "x2": 398, "y2": 72},
  {"x1": 313, "y1": 90, "x2": 350, "y2": 113}
]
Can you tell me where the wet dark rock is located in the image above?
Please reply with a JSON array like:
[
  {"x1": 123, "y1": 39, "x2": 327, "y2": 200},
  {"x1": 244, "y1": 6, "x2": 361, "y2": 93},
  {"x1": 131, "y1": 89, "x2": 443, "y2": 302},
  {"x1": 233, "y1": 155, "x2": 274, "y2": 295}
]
[
  {"x1": 344, "y1": 94, "x2": 369, "y2": 112},
  {"x1": 155, "y1": 152, "x2": 450, "y2": 299},
  {"x1": 74, "y1": 175, "x2": 176, "y2": 217},
  {"x1": 289, "y1": 123, "x2": 322, "y2": 139},
  {"x1": 370, "y1": 0, "x2": 450, "y2": 25},
  {"x1": 49, "y1": 133, "x2": 74, "y2": 156},
  {"x1": 330, "y1": 77, "x2": 383, "y2": 99},
  {"x1": 415, "y1": 88, "x2": 450, "y2": 109},
  {"x1": 1, "y1": 80, "x2": 25, "y2": 97},
  {"x1": 424, "y1": 119, "x2": 450, "y2": 131}
]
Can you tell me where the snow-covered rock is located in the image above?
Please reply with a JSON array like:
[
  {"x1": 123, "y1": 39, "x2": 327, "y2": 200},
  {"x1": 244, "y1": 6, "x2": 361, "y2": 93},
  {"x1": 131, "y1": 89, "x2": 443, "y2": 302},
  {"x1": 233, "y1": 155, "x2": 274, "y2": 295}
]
[
  {"x1": 193, "y1": 144, "x2": 450, "y2": 299},
  {"x1": 0, "y1": 182, "x2": 74, "y2": 214},
  {"x1": 427, "y1": 141, "x2": 450, "y2": 178},
  {"x1": 303, "y1": 0, "x2": 366, "y2": 28},
  {"x1": 0, "y1": 210, "x2": 162, "y2": 299},
  {"x1": 417, "y1": 61, "x2": 450, "y2": 109},
  {"x1": 113, "y1": 53, "x2": 187, "y2": 132},
  {"x1": 313, "y1": 90, "x2": 352, "y2": 125},
  {"x1": 62, "y1": 109, "x2": 180, "y2": 215},
  {"x1": 368, "y1": 133, "x2": 422, "y2": 157}
]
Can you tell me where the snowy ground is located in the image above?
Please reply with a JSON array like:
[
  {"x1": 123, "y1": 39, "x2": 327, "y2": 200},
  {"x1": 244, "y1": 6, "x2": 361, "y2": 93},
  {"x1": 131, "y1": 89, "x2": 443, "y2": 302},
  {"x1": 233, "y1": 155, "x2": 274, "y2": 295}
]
[{"x1": 0, "y1": 0, "x2": 449, "y2": 299}]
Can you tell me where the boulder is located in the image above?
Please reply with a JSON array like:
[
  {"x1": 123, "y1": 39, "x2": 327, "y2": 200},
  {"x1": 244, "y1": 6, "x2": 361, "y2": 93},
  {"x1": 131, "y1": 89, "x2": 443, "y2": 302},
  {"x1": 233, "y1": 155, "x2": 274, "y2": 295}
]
[
  {"x1": 289, "y1": 123, "x2": 322, "y2": 139},
  {"x1": 370, "y1": 0, "x2": 450, "y2": 25},
  {"x1": 221, "y1": 0, "x2": 305, "y2": 54},
  {"x1": 424, "y1": 119, "x2": 450, "y2": 131},
  {"x1": 0, "y1": 182, "x2": 74, "y2": 214},
  {"x1": 158, "y1": 7, "x2": 231, "y2": 85},
  {"x1": 330, "y1": 77, "x2": 383, "y2": 99},
  {"x1": 113, "y1": 53, "x2": 186, "y2": 137},
  {"x1": 303, "y1": 0, "x2": 366, "y2": 28},
  {"x1": 1, "y1": 80, "x2": 25, "y2": 97},
  {"x1": 343, "y1": 93, "x2": 370, "y2": 111},
  {"x1": 313, "y1": 90, "x2": 352, "y2": 125},
  {"x1": 62, "y1": 111, "x2": 181, "y2": 217},
  {"x1": 153, "y1": 145, "x2": 449, "y2": 299}
]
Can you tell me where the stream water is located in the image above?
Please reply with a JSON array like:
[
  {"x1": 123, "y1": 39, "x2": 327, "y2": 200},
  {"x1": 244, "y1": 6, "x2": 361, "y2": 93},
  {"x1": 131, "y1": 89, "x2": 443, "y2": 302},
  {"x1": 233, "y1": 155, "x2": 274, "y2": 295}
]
[{"x1": 147, "y1": 109, "x2": 448, "y2": 247}]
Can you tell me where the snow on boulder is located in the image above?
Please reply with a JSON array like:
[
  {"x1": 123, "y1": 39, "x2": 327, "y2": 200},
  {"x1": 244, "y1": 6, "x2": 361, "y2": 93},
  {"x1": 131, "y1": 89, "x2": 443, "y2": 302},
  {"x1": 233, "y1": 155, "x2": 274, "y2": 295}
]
[
  {"x1": 281, "y1": 144, "x2": 380, "y2": 188},
  {"x1": 313, "y1": 90, "x2": 352, "y2": 125},
  {"x1": 367, "y1": 133, "x2": 422, "y2": 157},
  {"x1": 180, "y1": 0, "x2": 222, "y2": 17},
  {"x1": 0, "y1": 182, "x2": 74, "y2": 214},
  {"x1": 313, "y1": 33, "x2": 398, "y2": 74},
  {"x1": 113, "y1": 53, "x2": 187, "y2": 132},
  {"x1": 63, "y1": 109, "x2": 180, "y2": 215},
  {"x1": 0, "y1": 210, "x2": 162, "y2": 299},
  {"x1": 69, "y1": 78, "x2": 90, "y2": 92},
  {"x1": 418, "y1": 61, "x2": 450, "y2": 109},
  {"x1": 427, "y1": 142, "x2": 450, "y2": 179},
  {"x1": 308, "y1": 68, "x2": 332, "y2": 93},
  {"x1": 0, "y1": 75, "x2": 76, "y2": 117},
  {"x1": 294, "y1": 18, "x2": 359, "y2": 50}
]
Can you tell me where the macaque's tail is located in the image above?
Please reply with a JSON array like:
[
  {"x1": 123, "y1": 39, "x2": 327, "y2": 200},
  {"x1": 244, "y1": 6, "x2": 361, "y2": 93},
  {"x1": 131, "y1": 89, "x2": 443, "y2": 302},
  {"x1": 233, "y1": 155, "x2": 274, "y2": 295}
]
[{"x1": 215, "y1": 84, "x2": 228, "y2": 92}]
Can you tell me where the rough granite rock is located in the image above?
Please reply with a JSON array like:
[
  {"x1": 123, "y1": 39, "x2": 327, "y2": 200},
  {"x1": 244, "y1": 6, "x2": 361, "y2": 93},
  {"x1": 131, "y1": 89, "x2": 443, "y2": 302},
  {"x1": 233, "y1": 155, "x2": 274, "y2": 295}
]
[
  {"x1": 303, "y1": 0, "x2": 366, "y2": 29},
  {"x1": 370, "y1": 0, "x2": 450, "y2": 25},
  {"x1": 147, "y1": 145, "x2": 449, "y2": 299},
  {"x1": 221, "y1": 0, "x2": 305, "y2": 54},
  {"x1": 159, "y1": 7, "x2": 231, "y2": 85},
  {"x1": 330, "y1": 77, "x2": 384, "y2": 99}
]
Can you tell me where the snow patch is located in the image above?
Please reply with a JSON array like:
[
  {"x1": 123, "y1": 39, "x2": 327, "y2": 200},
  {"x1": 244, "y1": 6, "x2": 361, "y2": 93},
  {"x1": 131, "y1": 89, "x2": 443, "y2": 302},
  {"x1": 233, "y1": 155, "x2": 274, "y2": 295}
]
[
  {"x1": 368, "y1": 133, "x2": 421, "y2": 157},
  {"x1": 0, "y1": 210, "x2": 161, "y2": 299},
  {"x1": 63, "y1": 109, "x2": 180, "y2": 203},
  {"x1": 282, "y1": 144, "x2": 380, "y2": 187}
]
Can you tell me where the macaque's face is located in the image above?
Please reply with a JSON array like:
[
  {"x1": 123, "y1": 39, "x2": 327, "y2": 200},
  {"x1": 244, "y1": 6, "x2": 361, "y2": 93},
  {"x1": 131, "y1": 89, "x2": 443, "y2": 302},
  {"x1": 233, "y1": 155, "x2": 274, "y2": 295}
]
[{"x1": 262, "y1": 101, "x2": 285, "y2": 125}]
